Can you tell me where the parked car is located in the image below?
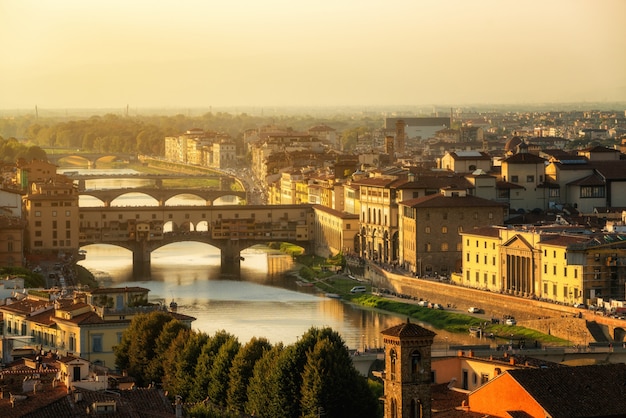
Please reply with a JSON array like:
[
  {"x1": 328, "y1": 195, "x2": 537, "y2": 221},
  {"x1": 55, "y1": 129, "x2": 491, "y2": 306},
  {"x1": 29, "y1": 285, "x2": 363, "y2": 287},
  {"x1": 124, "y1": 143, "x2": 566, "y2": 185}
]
[
  {"x1": 468, "y1": 307, "x2": 483, "y2": 314},
  {"x1": 431, "y1": 303, "x2": 444, "y2": 310},
  {"x1": 417, "y1": 300, "x2": 429, "y2": 307},
  {"x1": 505, "y1": 318, "x2": 517, "y2": 326},
  {"x1": 350, "y1": 286, "x2": 366, "y2": 294}
]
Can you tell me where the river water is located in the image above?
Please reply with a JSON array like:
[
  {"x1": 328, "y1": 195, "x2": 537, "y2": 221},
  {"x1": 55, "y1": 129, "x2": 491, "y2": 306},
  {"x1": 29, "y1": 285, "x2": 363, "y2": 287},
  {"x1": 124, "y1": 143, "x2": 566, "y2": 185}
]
[{"x1": 71, "y1": 169, "x2": 479, "y2": 350}]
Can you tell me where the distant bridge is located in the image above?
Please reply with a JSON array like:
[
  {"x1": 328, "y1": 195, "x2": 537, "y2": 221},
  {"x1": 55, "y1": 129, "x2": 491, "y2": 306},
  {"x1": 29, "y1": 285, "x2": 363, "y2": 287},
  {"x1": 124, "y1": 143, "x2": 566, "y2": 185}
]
[
  {"x1": 63, "y1": 172, "x2": 236, "y2": 192},
  {"x1": 47, "y1": 153, "x2": 137, "y2": 167},
  {"x1": 79, "y1": 203, "x2": 315, "y2": 277},
  {"x1": 80, "y1": 187, "x2": 246, "y2": 206}
]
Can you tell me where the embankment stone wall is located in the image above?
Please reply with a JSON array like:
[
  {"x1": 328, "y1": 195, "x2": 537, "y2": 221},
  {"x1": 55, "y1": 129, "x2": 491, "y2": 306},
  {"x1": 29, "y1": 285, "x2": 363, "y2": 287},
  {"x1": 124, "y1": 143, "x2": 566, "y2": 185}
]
[{"x1": 364, "y1": 265, "x2": 624, "y2": 344}]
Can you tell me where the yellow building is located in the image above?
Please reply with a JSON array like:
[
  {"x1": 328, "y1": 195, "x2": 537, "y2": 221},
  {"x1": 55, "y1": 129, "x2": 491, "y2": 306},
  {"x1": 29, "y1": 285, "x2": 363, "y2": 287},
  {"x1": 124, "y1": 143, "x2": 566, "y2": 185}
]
[
  {"x1": 279, "y1": 170, "x2": 305, "y2": 204},
  {"x1": 0, "y1": 288, "x2": 194, "y2": 369},
  {"x1": 459, "y1": 226, "x2": 503, "y2": 292},
  {"x1": 460, "y1": 226, "x2": 626, "y2": 305},
  {"x1": 0, "y1": 215, "x2": 24, "y2": 267},
  {"x1": 312, "y1": 205, "x2": 359, "y2": 258},
  {"x1": 19, "y1": 160, "x2": 80, "y2": 256}
]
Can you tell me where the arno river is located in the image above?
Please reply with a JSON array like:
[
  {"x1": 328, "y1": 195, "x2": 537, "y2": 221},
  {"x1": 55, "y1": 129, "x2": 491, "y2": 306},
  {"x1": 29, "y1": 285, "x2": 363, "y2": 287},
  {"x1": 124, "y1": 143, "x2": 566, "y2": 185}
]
[{"x1": 73, "y1": 169, "x2": 478, "y2": 351}]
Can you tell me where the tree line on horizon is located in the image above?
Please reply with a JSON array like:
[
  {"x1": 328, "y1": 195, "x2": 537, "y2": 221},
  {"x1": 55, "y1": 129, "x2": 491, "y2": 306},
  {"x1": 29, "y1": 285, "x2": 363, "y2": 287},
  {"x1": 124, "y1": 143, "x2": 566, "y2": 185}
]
[
  {"x1": 0, "y1": 113, "x2": 381, "y2": 158},
  {"x1": 114, "y1": 311, "x2": 381, "y2": 418}
]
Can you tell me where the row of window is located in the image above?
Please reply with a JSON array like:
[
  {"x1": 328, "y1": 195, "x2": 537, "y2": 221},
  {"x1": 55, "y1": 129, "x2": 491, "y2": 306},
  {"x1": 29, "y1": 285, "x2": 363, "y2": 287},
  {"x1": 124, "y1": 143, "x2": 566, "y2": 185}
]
[
  {"x1": 33, "y1": 210, "x2": 72, "y2": 217},
  {"x1": 87, "y1": 212, "x2": 303, "y2": 220},
  {"x1": 34, "y1": 220, "x2": 71, "y2": 228},
  {"x1": 509, "y1": 175, "x2": 541, "y2": 183},
  {"x1": 543, "y1": 264, "x2": 578, "y2": 278},
  {"x1": 33, "y1": 201, "x2": 73, "y2": 207},
  {"x1": 33, "y1": 240, "x2": 72, "y2": 247}
]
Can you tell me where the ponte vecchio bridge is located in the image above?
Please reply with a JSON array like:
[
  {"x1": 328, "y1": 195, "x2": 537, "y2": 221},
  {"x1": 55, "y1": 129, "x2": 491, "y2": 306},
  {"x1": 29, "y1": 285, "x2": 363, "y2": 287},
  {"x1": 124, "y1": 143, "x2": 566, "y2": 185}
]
[{"x1": 79, "y1": 194, "x2": 315, "y2": 276}]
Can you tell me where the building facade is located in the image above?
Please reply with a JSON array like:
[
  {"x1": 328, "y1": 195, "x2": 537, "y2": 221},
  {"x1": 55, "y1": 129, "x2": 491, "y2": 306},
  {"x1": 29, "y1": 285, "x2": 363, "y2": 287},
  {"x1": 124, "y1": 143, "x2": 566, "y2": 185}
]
[
  {"x1": 0, "y1": 288, "x2": 194, "y2": 368},
  {"x1": 460, "y1": 226, "x2": 626, "y2": 304},
  {"x1": 399, "y1": 189, "x2": 507, "y2": 277},
  {"x1": 312, "y1": 205, "x2": 359, "y2": 258},
  {"x1": 21, "y1": 161, "x2": 80, "y2": 257}
]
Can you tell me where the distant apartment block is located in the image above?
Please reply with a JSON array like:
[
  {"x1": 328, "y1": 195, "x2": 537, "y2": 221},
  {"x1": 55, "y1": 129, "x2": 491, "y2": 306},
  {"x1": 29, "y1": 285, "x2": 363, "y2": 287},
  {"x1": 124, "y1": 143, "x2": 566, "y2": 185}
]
[{"x1": 164, "y1": 129, "x2": 235, "y2": 168}]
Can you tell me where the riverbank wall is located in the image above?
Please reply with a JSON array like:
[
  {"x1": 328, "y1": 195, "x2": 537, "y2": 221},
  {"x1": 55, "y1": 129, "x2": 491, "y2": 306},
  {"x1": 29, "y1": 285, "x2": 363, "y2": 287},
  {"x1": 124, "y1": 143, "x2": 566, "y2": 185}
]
[{"x1": 364, "y1": 264, "x2": 625, "y2": 345}]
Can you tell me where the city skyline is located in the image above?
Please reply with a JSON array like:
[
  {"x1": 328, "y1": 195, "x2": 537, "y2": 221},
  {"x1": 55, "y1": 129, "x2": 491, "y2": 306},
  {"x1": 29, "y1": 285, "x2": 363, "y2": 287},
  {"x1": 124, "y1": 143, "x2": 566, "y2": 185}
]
[{"x1": 2, "y1": 0, "x2": 625, "y2": 110}]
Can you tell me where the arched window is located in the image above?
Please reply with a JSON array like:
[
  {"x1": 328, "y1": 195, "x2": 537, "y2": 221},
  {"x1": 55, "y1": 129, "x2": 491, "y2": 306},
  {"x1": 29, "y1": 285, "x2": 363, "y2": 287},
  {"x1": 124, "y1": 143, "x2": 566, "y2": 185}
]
[
  {"x1": 390, "y1": 349, "x2": 397, "y2": 381},
  {"x1": 410, "y1": 399, "x2": 423, "y2": 418},
  {"x1": 411, "y1": 349, "x2": 422, "y2": 381},
  {"x1": 391, "y1": 398, "x2": 398, "y2": 418}
]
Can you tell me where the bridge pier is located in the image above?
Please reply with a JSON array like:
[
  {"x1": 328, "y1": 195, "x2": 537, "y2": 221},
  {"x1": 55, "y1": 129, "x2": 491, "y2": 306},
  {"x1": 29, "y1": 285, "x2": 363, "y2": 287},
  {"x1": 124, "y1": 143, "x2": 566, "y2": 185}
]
[
  {"x1": 221, "y1": 240, "x2": 241, "y2": 277},
  {"x1": 132, "y1": 240, "x2": 152, "y2": 278}
]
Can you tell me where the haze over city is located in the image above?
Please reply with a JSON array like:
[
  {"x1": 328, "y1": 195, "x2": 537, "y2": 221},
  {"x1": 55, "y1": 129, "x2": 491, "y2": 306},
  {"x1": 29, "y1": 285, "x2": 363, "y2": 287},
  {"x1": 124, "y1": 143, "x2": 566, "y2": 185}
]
[{"x1": 1, "y1": 0, "x2": 626, "y2": 110}]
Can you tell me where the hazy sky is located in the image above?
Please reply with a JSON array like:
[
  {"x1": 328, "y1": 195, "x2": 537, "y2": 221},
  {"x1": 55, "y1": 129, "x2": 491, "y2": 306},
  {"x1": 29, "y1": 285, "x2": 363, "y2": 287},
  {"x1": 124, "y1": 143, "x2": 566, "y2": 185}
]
[{"x1": 2, "y1": 0, "x2": 625, "y2": 109}]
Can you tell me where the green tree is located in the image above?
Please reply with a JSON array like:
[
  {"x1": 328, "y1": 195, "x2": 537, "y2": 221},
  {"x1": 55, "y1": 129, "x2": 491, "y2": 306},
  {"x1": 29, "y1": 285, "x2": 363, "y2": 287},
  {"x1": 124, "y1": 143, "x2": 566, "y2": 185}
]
[
  {"x1": 23, "y1": 145, "x2": 47, "y2": 161},
  {"x1": 146, "y1": 319, "x2": 190, "y2": 383},
  {"x1": 245, "y1": 343, "x2": 284, "y2": 417},
  {"x1": 190, "y1": 330, "x2": 235, "y2": 401},
  {"x1": 300, "y1": 337, "x2": 378, "y2": 418},
  {"x1": 226, "y1": 337, "x2": 272, "y2": 414},
  {"x1": 113, "y1": 311, "x2": 179, "y2": 386},
  {"x1": 206, "y1": 337, "x2": 241, "y2": 407},
  {"x1": 164, "y1": 331, "x2": 209, "y2": 400}
]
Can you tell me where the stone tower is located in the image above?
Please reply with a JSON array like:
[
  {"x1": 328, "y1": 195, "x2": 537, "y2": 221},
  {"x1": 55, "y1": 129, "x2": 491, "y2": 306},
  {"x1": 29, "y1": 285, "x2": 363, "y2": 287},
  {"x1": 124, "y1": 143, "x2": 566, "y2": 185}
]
[
  {"x1": 395, "y1": 119, "x2": 406, "y2": 154},
  {"x1": 381, "y1": 318, "x2": 436, "y2": 418}
]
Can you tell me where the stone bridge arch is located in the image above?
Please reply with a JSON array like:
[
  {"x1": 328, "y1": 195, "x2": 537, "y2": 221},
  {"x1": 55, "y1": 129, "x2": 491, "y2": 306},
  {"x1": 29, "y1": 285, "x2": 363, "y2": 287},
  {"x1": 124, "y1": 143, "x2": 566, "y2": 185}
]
[
  {"x1": 79, "y1": 203, "x2": 315, "y2": 277},
  {"x1": 80, "y1": 188, "x2": 246, "y2": 207},
  {"x1": 49, "y1": 153, "x2": 135, "y2": 168}
]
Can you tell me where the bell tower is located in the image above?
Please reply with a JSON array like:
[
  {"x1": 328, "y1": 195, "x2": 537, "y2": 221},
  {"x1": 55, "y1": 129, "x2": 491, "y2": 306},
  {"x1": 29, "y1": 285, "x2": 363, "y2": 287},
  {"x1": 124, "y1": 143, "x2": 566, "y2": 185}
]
[{"x1": 381, "y1": 318, "x2": 436, "y2": 418}]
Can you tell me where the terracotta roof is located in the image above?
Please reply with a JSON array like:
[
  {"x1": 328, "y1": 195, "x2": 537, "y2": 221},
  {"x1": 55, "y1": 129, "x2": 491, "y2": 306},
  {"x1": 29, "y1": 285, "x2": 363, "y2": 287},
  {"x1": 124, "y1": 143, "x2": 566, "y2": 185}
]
[
  {"x1": 430, "y1": 384, "x2": 484, "y2": 418},
  {"x1": 381, "y1": 318, "x2": 437, "y2": 339},
  {"x1": 496, "y1": 181, "x2": 525, "y2": 190},
  {"x1": 26, "y1": 310, "x2": 56, "y2": 326},
  {"x1": 538, "y1": 234, "x2": 590, "y2": 247},
  {"x1": 0, "y1": 299, "x2": 50, "y2": 316},
  {"x1": 594, "y1": 160, "x2": 626, "y2": 180},
  {"x1": 508, "y1": 363, "x2": 626, "y2": 418},
  {"x1": 168, "y1": 311, "x2": 197, "y2": 322},
  {"x1": 352, "y1": 177, "x2": 402, "y2": 187},
  {"x1": 449, "y1": 151, "x2": 491, "y2": 160},
  {"x1": 462, "y1": 226, "x2": 502, "y2": 238},
  {"x1": 567, "y1": 173, "x2": 605, "y2": 186},
  {"x1": 86, "y1": 286, "x2": 149, "y2": 295},
  {"x1": 52, "y1": 311, "x2": 108, "y2": 325},
  {"x1": 1, "y1": 385, "x2": 69, "y2": 418},
  {"x1": 580, "y1": 145, "x2": 620, "y2": 153},
  {"x1": 400, "y1": 193, "x2": 508, "y2": 209},
  {"x1": 312, "y1": 204, "x2": 359, "y2": 219},
  {"x1": 503, "y1": 153, "x2": 547, "y2": 164},
  {"x1": 399, "y1": 175, "x2": 473, "y2": 190},
  {"x1": 16, "y1": 387, "x2": 176, "y2": 418}
]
